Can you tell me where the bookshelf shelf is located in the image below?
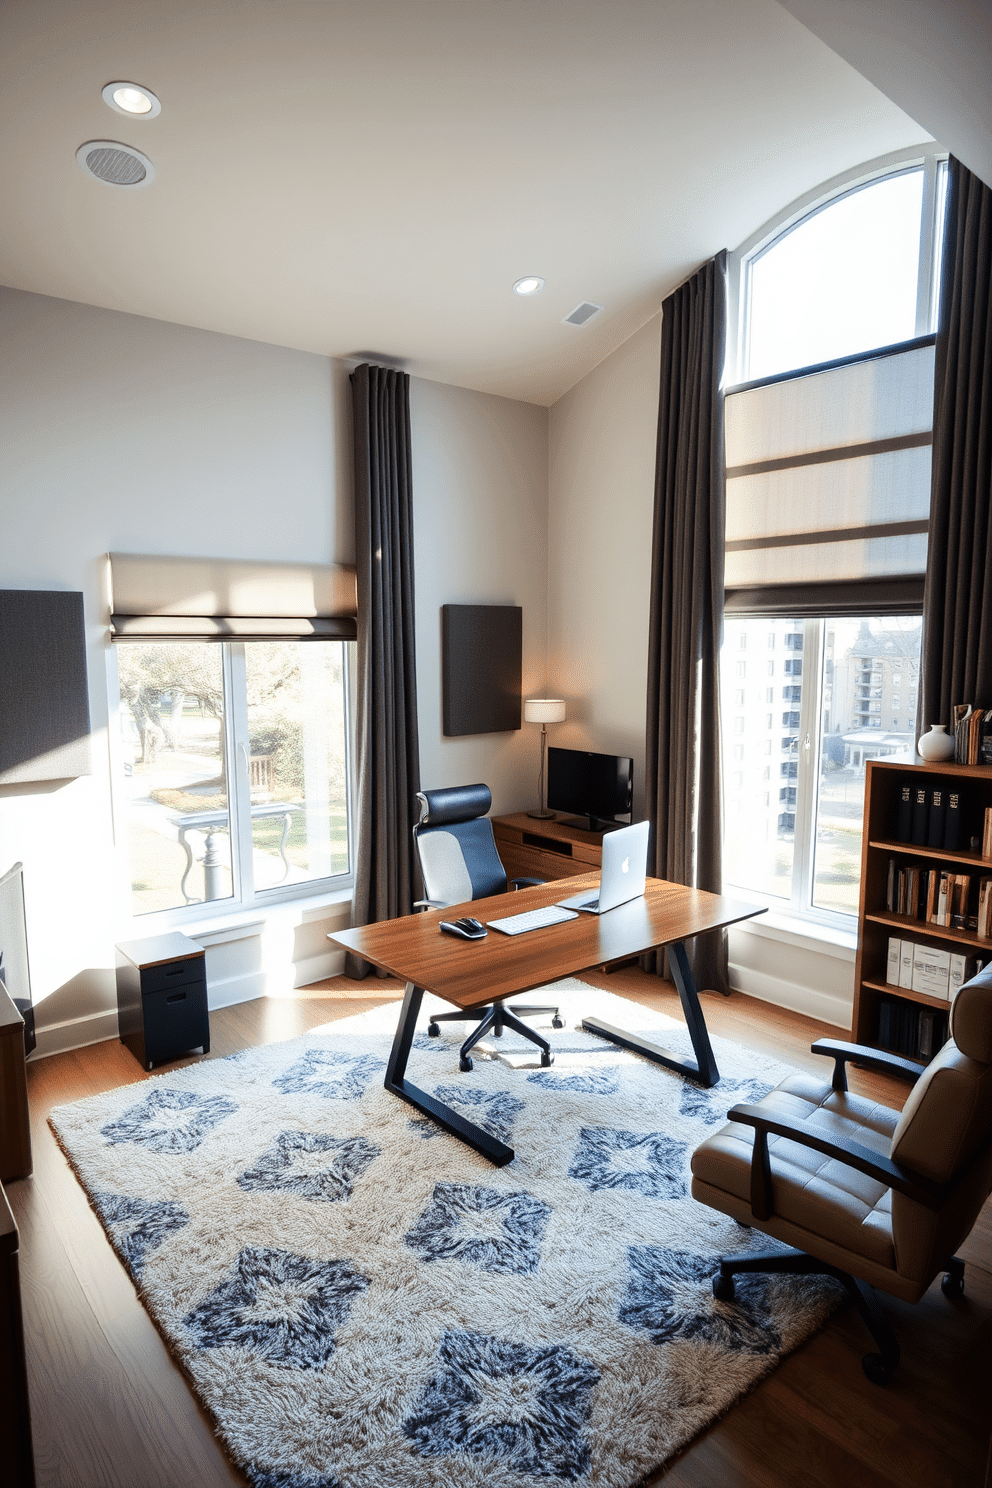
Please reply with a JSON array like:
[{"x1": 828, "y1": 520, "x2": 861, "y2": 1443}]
[{"x1": 853, "y1": 758, "x2": 992, "y2": 1058}]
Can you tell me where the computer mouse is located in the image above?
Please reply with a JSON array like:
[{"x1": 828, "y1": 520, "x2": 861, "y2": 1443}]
[{"x1": 440, "y1": 917, "x2": 487, "y2": 939}]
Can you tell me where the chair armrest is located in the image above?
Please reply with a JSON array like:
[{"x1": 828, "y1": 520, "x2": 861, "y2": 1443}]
[
  {"x1": 726, "y1": 1102, "x2": 945, "y2": 1220},
  {"x1": 413, "y1": 899, "x2": 448, "y2": 911},
  {"x1": 810, "y1": 1037, "x2": 926, "y2": 1092},
  {"x1": 509, "y1": 876, "x2": 545, "y2": 889}
]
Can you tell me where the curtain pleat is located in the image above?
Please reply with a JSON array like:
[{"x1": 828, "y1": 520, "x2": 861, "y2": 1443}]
[
  {"x1": 645, "y1": 252, "x2": 728, "y2": 991},
  {"x1": 346, "y1": 364, "x2": 421, "y2": 979},
  {"x1": 920, "y1": 158, "x2": 992, "y2": 733}
]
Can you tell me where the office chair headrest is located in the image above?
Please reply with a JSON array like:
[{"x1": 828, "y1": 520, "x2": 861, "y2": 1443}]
[
  {"x1": 417, "y1": 783, "x2": 492, "y2": 827},
  {"x1": 951, "y1": 963, "x2": 992, "y2": 1064}
]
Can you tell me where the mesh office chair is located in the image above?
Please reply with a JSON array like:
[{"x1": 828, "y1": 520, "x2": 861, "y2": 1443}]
[
  {"x1": 413, "y1": 783, "x2": 564, "y2": 1072},
  {"x1": 691, "y1": 964, "x2": 992, "y2": 1383}
]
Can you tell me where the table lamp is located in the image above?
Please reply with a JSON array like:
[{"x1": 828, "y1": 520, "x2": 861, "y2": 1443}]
[{"x1": 524, "y1": 698, "x2": 566, "y2": 819}]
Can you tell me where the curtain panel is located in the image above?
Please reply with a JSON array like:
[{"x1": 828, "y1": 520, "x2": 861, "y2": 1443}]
[
  {"x1": 645, "y1": 251, "x2": 728, "y2": 992},
  {"x1": 920, "y1": 157, "x2": 992, "y2": 733},
  {"x1": 346, "y1": 364, "x2": 422, "y2": 979}
]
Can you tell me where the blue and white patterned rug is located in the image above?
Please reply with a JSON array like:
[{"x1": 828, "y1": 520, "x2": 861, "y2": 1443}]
[{"x1": 50, "y1": 983, "x2": 841, "y2": 1488}]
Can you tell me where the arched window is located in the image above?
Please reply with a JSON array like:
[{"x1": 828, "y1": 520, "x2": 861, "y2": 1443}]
[
  {"x1": 721, "y1": 150, "x2": 946, "y2": 929},
  {"x1": 738, "y1": 150, "x2": 947, "y2": 382}
]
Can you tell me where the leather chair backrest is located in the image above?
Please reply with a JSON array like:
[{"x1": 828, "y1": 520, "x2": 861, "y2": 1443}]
[
  {"x1": 890, "y1": 966, "x2": 992, "y2": 1281},
  {"x1": 414, "y1": 785, "x2": 507, "y2": 906}
]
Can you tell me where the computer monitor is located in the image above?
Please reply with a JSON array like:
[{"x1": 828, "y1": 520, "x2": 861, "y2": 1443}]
[
  {"x1": 0, "y1": 861, "x2": 35, "y2": 1056},
  {"x1": 546, "y1": 747, "x2": 633, "y2": 832}
]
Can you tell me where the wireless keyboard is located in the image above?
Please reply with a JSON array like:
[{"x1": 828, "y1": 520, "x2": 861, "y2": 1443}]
[{"x1": 487, "y1": 904, "x2": 580, "y2": 936}]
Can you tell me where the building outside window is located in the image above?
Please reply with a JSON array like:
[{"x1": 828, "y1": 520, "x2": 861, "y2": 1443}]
[
  {"x1": 721, "y1": 148, "x2": 946, "y2": 927},
  {"x1": 116, "y1": 640, "x2": 351, "y2": 918}
]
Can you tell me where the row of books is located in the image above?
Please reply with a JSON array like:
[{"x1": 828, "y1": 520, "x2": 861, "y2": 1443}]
[
  {"x1": 894, "y1": 781, "x2": 966, "y2": 849},
  {"x1": 951, "y1": 704, "x2": 992, "y2": 765},
  {"x1": 886, "y1": 937, "x2": 983, "y2": 999},
  {"x1": 877, "y1": 996, "x2": 949, "y2": 1061},
  {"x1": 884, "y1": 859, "x2": 992, "y2": 935}
]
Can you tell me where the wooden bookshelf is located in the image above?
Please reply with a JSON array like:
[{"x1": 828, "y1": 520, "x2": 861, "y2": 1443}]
[{"x1": 853, "y1": 757, "x2": 992, "y2": 1052}]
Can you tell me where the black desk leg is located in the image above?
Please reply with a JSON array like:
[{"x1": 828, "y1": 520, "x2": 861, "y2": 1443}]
[
  {"x1": 581, "y1": 939, "x2": 720, "y2": 1087},
  {"x1": 383, "y1": 982, "x2": 515, "y2": 1166}
]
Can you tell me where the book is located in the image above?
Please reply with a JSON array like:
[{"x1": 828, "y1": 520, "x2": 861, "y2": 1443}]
[
  {"x1": 886, "y1": 856, "x2": 897, "y2": 911},
  {"x1": 968, "y1": 707, "x2": 983, "y2": 765},
  {"x1": 911, "y1": 783, "x2": 929, "y2": 845},
  {"x1": 944, "y1": 789, "x2": 962, "y2": 850},
  {"x1": 917, "y1": 1007, "x2": 936, "y2": 1059},
  {"x1": 983, "y1": 806, "x2": 992, "y2": 860},
  {"x1": 949, "y1": 951, "x2": 977, "y2": 1000},
  {"x1": 912, "y1": 943, "x2": 950, "y2": 998},
  {"x1": 887, "y1": 937, "x2": 902, "y2": 984},
  {"x1": 906, "y1": 865, "x2": 923, "y2": 919},
  {"x1": 936, "y1": 871, "x2": 950, "y2": 927},
  {"x1": 896, "y1": 779, "x2": 914, "y2": 842},
  {"x1": 896, "y1": 868, "x2": 907, "y2": 915},
  {"x1": 951, "y1": 872, "x2": 971, "y2": 925},
  {"x1": 899, "y1": 940, "x2": 915, "y2": 988},
  {"x1": 925, "y1": 868, "x2": 940, "y2": 923},
  {"x1": 978, "y1": 878, "x2": 992, "y2": 940},
  {"x1": 981, "y1": 710, "x2": 992, "y2": 767},
  {"x1": 954, "y1": 704, "x2": 974, "y2": 764},
  {"x1": 927, "y1": 787, "x2": 946, "y2": 848}
]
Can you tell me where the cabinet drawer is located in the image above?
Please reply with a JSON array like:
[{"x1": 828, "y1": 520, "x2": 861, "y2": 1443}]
[
  {"x1": 500, "y1": 844, "x2": 593, "y2": 883},
  {"x1": 140, "y1": 957, "x2": 205, "y2": 994},
  {"x1": 140, "y1": 982, "x2": 210, "y2": 1062}
]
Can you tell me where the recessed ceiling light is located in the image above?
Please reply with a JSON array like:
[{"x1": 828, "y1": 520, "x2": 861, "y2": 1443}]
[
  {"x1": 102, "y1": 81, "x2": 161, "y2": 118},
  {"x1": 513, "y1": 276, "x2": 545, "y2": 296}
]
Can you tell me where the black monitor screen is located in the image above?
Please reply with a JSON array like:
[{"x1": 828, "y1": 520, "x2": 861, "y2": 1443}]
[{"x1": 546, "y1": 747, "x2": 632, "y2": 829}]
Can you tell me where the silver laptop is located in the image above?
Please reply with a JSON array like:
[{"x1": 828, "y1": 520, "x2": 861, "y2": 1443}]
[{"x1": 556, "y1": 819, "x2": 649, "y2": 914}]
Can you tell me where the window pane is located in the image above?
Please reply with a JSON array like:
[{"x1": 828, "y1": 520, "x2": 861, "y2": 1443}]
[
  {"x1": 118, "y1": 643, "x2": 233, "y2": 914},
  {"x1": 812, "y1": 617, "x2": 921, "y2": 914},
  {"x1": 747, "y1": 170, "x2": 924, "y2": 380},
  {"x1": 721, "y1": 616, "x2": 803, "y2": 900},
  {"x1": 244, "y1": 641, "x2": 349, "y2": 891}
]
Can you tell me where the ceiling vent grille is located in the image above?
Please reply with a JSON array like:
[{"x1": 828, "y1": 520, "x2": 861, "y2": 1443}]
[
  {"x1": 76, "y1": 140, "x2": 155, "y2": 188},
  {"x1": 562, "y1": 301, "x2": 604, "y2": 327}
]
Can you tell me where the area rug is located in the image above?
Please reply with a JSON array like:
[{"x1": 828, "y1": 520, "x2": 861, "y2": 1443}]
[{"x1": 50, "y1": 984, "x2": 841, "y2": 1488}]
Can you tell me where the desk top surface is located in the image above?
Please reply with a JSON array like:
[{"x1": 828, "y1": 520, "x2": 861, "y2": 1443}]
[{"x1": 330, "y1": 876, "x2": 763, "y2": 1009}]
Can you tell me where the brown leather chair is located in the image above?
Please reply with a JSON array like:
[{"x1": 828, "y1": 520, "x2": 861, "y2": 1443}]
[{"x1": 690, "y1": 964, "x2": 992, "y2": 1382}]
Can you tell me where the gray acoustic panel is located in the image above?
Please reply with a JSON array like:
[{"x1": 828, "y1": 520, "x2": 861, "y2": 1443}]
[
  {"x1": 0, "y1": 590, "x2": 92, "y2": 783},
  {"x1": 442, "y1": 604, "x2": 521, "y2": 736}
]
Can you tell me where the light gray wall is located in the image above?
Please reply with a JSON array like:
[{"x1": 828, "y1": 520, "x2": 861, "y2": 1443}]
[
  {"x1": 0, "y1": 288, "x2": 549, "y2": 1053},
  {"x1": 411, "y1": 377, "x2": 549, "y2": 815},
  {"x1": 547, "y1": 316, "x2": 662, "y2": 821}
]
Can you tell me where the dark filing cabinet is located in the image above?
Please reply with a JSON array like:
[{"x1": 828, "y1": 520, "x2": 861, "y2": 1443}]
[{"x1": 115, "y1": 932, "x2": 210, "y2": 1070}]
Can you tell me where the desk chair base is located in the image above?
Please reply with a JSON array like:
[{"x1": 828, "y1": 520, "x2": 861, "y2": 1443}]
[
  {"x1": 712, "y1": 1246, "x2": 969, "y2": 1385},
  {"x1": 429, "y1": 1002, "x2": 561, "y2": 1072}
]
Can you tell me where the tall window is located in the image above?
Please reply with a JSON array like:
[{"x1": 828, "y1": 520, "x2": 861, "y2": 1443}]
[
  {"x1": 721, "y1": 151, "x2": 946, "y2": 926},
  {"x1": 116, "y1": 640, "x2": 350, "y2": 917}
]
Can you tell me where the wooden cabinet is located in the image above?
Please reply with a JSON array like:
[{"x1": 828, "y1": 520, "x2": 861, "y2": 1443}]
[
  {"x1": 0, "y1": 1184, "x2": 34, "y2": 1487},
  {"x1": 115, "y1": 932, "x2": 210, "y2": 1071},
  {"x1": 491, "y1": 812, "x2": 606, "y2": 884},
  {"x1": 853, "y1": 758, "x2": 992, "y2": 1051},
  {"x1": 0, "y1": 982, "x2": 31, "y2": 1184}
]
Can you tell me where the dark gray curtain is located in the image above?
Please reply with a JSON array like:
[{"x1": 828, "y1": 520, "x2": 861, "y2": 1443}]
[
  {"x1": 345, "y1": 364, "x2": 421, "y2": 979},
  {"x1": 644, "y1": 252, "x2": 728, "y2": 992},
  {"x1": 920, "y1": 157, "x2": 992, "y2": 729}
]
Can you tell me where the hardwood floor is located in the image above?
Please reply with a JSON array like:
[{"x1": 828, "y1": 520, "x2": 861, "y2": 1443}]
[{"x1": 7, "y1": 971, "x2": 990, "y2": 1488}]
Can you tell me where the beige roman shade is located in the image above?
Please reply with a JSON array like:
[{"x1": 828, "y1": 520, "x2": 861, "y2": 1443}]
[
  {"x1": 108, "y1": 554, "x2": 357, "y2": 640},
  {"x1": 724, "y1": 339, "x2": 935, "y2": 615}
]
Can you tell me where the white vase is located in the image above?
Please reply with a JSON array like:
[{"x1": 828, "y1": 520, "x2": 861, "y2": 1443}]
[{"x1": 917, "y1": 723, "x2": 955, "y2": 761}]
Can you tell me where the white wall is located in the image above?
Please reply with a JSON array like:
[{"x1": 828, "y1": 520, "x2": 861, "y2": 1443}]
[
  {"x1": 547, "y1": 316, "x2": 662, "y2": 821},
  {"x1": 411, "y1": 377, "x2": 549, "y2": 814},
  {"x1": 0, "y1": 289, "x2": 549, "y2": 1054}
]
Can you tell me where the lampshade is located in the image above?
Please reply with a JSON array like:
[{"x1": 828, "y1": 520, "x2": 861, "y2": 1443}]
[{"x1": 524, "y1": 698, "x2": 566, "y2": 724}]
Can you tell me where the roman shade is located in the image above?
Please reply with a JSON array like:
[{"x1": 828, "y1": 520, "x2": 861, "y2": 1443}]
[
  {"x1": 724, "y1": 338, "x2": 935, "y2": 616},
  {"x1": 108, "y1": 554, "x2": 357, "y2": 640}
]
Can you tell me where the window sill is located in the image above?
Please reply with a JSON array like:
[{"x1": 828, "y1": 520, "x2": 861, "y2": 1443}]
[
  {"x1": 118, "y1": 885, "x2": 353, "y2": 945},
  {"x1": 729, "y1": 903, "x2": 858, "y2": 961}
]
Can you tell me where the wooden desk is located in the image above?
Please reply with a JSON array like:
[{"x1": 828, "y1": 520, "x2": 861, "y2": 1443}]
[{"x1": 330, "y1": 876, "x2": 764, "y2": 1166}]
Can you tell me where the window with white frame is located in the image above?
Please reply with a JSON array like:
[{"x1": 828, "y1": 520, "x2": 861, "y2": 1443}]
[
  {"x1": 720, "y1": 149, "x2": 946, "y2": 926},
  {"x1": 116, "y1": 640, "x2": 351, "y2": 917}
]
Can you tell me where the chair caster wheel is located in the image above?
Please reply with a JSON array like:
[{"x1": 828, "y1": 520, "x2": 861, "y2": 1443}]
[
  {"x1": 540, "y1": 1051, "x2": 553, "y2": 1067},
  {"x1": 861, "y1": 1353, "x2": 893, "y2": 1385},
  {"x1": 941, "y1": 1268, "x2": 965, "y2": 1299},
  {"x1": 427, "y1": 1024, "x2": 440, "y2": 1037},
  {"x1": 552, "y1": 1016, "x2": 565, "y2": 1029},
  {"x1": 459, "y1": 1055, "x2": 474, "y2": 1072},
  {"x1": 712, "y1": 1273, "x2": 735, "y2": 1301}
]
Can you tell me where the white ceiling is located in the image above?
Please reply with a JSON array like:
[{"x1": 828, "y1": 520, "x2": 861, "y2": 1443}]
[{"x1": 0, "y1": 0, "x2": 931, "y2": 405}]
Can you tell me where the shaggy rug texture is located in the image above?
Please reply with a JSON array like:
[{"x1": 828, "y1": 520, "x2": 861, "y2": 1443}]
[{"x1": 50, "y1": 983, "x2": 841, "y2": 1488}]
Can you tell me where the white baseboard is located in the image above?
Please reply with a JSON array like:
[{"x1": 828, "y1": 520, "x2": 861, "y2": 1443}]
[
  {"x1": 729, "y1": 961, "x2": 852, "y2": 1030},
  {"x1": 32, "y1": 1008, "x2": 120, "y2": 1059},
  {"x1": 295, "y1": 949, "x2": 345, "y2": 986}
]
